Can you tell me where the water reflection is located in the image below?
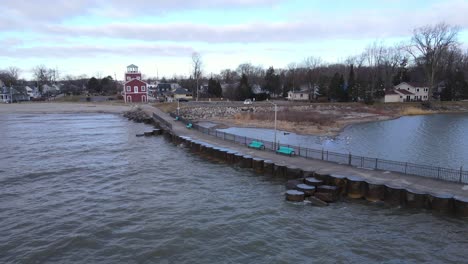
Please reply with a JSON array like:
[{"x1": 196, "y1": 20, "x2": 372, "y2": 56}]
[{"x1": 218, "y1": 114, "x2": 468, "y2": 169}]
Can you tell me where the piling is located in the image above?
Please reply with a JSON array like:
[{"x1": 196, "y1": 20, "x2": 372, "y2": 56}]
[
  {"x1": 295, "y1": 184, "x2": 316, "y2": 196},
  {"x1": 273, "y1": 163, "x2": 287, "y2": 178},
  {"x1": 454, "y1": 196, "x2": 468, "y2": 217},
  {"x1": 285, "y1": 190, "x2": 305, "y2": 202},
  {"x1": 263, "y1": 160, "x2": 274, "y2": 176},
  {"x1": 286, "y1": 165, "x2": 302, "y2": 179},
  {"x1": 365, "y1": 180, "x2": 386, "y2": 202},
  {"x1": 315, "y1": 185, "x2": 340, "y2": 203},
  {"x1": 428, "y1": 193, "x2": 453, "y2": 214},
  {"x1": 304, "y1": 177, "x2": 323, "y2": 187},
  {"x1": 384, "y1": 183, "x2": 406, "y2": 206},
  {"x1": 240, "y1": 155, "x2": 253, "y2": 168},
  {"x1": 226, "y1": 151, "x2": 237, "y2": 164},
  {"x1": 405, "y1": 189, "x2": 427, "y2": 208},
  {"x1": 233, "y1": 153, "x2": 244, "y2": 166},
  {"x1": 330, "y1": 174, "x2": 348, "y2": 196},
  {"x1": 252, "y1": 158, "x2": 264, "y2": 173},
  {"x1": 346, "y1": 175, "x2": 365, "y2": 199},
  {"x1": 286, "y1": 179, "x2": 304, "y2": 189}
]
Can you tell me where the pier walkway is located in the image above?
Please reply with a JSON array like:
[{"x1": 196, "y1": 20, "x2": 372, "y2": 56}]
[{"x1": 142, "y1": 105, "x2": 468, "y2": 200}]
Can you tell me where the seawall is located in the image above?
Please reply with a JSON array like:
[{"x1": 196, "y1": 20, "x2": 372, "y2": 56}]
[{"x1": 144, "y1": 105, "x2": 468, "y2": 217}]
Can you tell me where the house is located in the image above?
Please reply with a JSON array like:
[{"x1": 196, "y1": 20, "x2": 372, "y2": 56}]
[
  {"x1": 287, "y1": 90, "x2": 309, "y2": 101},
  {"x1": 384, "y1": 82, "x2": 429, "y2": 103},
  {"x1": 25, "y1": 86, "x2": 41, "y2": 99},
  {"x1": 123, "y1": 64, "x2": 148, "y2": 103},
  {"x1": 167, "y1": 88, "x2": 193, "y2": 102},
  {"x1": 0, "y1": 86, "x2": 30, "y2": 103}
]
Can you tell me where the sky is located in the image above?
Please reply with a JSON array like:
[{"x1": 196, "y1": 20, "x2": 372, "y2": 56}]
[{"x1": 1, "y1": 0, "x2": 468, "y2": 80}]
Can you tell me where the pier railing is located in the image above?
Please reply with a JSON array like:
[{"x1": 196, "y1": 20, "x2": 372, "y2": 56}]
[{"x1": 172, "y1": 114, "x2": 468, "y2": 184}]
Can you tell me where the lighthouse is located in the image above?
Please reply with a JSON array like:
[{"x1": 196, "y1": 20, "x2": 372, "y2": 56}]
[{"x1": 123, "y1": 64, "x2": 148, "y2": 103}]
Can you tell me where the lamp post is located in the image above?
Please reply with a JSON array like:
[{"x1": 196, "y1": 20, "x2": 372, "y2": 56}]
[
  {"x1": 177, "y1": 98, "x2": 180, "y2": 116},
  {"x1": 267, "y1": 100, "x2": 278, "y2": 150}
]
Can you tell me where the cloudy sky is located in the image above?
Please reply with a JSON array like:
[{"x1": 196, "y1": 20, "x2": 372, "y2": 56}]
[{"x1": 1, "y1": 0, "x2": 468, "y2": 80}]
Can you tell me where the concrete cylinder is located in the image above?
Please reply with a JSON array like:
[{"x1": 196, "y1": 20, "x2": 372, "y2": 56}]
[
  {"x1": 191, "y1": 142, "x2": 201, "y2": 152},
  {"x1": 315, "y1": 185, "x2": 339, "y2": 203},
  {"x1": 285, "y1": 190, "x2": 305, "y2": 202},
  {"x1": 304, "y1": 177, "x2": 323, "y2": 187},
  {"x1": 454, "y1": 196, "x2": 468, "y2": 217},
  {"x1": 365, "y1": 181, "x2": 386, "y2": 202},
  {"x1": 295, "y1": 184, "x2": 316, "y2": 197},
  {"x1": 384, "y1": 184, "x2": 405, "y2": 206},
  {"x1": 217, "y1": 149, "x2": 228, "y2": 162},
  {"x1": 286, "y1": 179, "x2": 304, "y2": 189},
  {"x1": 330, "y1": 174, "x2": 348, "y2": 196},
  {"x1": 315, "y1": 172, "x2": 332, "y2": 185},
  {"x1": 346, "y1": 175, "x2": 365, "y2": 199},
  {"x1": 233, "y1": 153, "x2": 244, "y2": 165},
  {"x1": 405, "y1": 189, "x2": 427, "y2": 209},
  {"x1": 302, "y1": 170, "x2": 315, "y2": 178},
  {"x1": 240, "y1": 155, "x2": 253, "y2": 168},
  {"x1": 263, "y1": 160, "x2": 274, "y2": 175},
  {"x1": 428, "y1": 193, "x2": 453, "y2": 214},
  {"x1": 286, "y1": 165, "x2": 302, "y2": 179},
  {"x1": 226, "y1": 151, "x2": 237, "y2": 164},
  {"x1": 273, "y1": 163, "x2": 287, "y2": 177},
  {"x1": 252, "y1": 158, "x2": 264, "y2": 173}
]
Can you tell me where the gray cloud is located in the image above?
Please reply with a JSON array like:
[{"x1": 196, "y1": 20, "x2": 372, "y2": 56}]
[{"x1": 0, "y1": 43, "x2": 196, "y2": 58}]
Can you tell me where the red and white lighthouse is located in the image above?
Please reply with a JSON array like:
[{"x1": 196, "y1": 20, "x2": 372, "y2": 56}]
[{"x1": 123, "y1": 64, "x2": 148, "y2": 103}]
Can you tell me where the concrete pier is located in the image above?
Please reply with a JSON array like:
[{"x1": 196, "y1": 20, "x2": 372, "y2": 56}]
[
  {"x1": 146, "y1": 106, "x2": 468, "y2": 217},
  {"x1": 286, "y1": 190, "x2": 305, "y2": 202}
]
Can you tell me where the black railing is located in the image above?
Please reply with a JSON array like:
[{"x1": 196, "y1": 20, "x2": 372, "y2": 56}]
[{"x1": 169, "y1": 113, "x2": 468, "y2": 184}]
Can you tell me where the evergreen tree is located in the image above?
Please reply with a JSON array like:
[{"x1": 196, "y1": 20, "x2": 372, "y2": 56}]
[
  {"x1": 392, "y1": 58, "x2": 411, "y2": 85},
  {"x1": 87, "y1": 77, "x2": 101, "y2": 94},
  {"x1": 237, "y1": 74, "x2": 252, "y2": 100},
  {"x1": 328, "y1": 73, "x2": 340, "y2": 101},
  {"x1": 347, "y1": 65, "x2": 357, "y2": 101},
  {"x1": 264, "y1": 66, "x2": 281, "y2": 97},
  {"x1": 207, "y1": 77, "x2": 222, "y2": 97},
  {"x1": 338, "y1": 74, "x2": 347, "y2": 101}
]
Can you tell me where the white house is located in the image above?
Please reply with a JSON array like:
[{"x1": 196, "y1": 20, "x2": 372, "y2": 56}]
[
  {"x1": 384, "y1": 82, "x2": 429, "y2": 103},
  {"x1": 287, "y1": 90, "x2": 309, "y2": 101}
]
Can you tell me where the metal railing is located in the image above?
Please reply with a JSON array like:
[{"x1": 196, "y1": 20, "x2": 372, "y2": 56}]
[{"x1": 170, "y1": 113, "x2": 468, "y2": 184}]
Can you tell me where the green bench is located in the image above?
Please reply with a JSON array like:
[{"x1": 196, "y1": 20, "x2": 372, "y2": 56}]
[
  {"x1": 186, "y1": 123, "x2": 193, "y2": 129},
  {"x1": 174, "y1": 116, "x2": 179, "y2": 121},
  {"x1": 276, "y1": 146, "x2": 295, "y2": 156},
  {"x1": 248, "y1": 140, "x2": 265, "y2": 150}
]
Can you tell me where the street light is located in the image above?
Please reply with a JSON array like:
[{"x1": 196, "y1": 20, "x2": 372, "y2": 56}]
[
  {"x1": 267, "y1": 100, "x2": 278, "y2": 150},
  {"x1": 177, "y1": 98, "x2": 180, "y2": 116}
]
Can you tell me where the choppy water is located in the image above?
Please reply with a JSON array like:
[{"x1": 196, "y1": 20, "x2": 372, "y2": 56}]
[
  {"x1": 1, "y1": 113, "x2": 467, "y2": 263},
  {"x1": 219, "y1": 114, "x2": 468, "y2": 169}
]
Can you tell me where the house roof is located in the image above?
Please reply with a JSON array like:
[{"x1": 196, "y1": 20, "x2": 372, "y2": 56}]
[
  {"x1": 406, "y1": 82, "x2": 426, "y2": 88},
  {"x1": 396, "y1": 89, "x2": 414, "y2": 95},
  {"x1": 173, "y1": 88, "x2": 191, "y2": 95},
  {"x1": 127, "y1": 64, "x2": 138, "y2": 68}
]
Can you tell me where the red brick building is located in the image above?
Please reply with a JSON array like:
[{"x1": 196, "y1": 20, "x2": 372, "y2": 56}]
[{"x1": 123, "y1": 64, "x2": 148, "y2": 103}]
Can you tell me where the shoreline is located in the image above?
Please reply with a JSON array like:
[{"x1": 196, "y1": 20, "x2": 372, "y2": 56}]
[{"x1": 0, "y1": 102, "x2": 131, "y2": 115}]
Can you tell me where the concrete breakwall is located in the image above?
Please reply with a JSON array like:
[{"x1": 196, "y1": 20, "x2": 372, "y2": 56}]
[
  {"x1": 167, "y1": 133, "x2": 468, "y2": 217},
  {"x1": 148, "y1": 109, "x2": 468, "y2": 218}
]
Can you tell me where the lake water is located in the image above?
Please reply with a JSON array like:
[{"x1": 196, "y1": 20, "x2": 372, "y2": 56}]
[
  {"x1": 219, "y1": 114, "x2": 468, "y2": 169},
  {"x1": 1, "y1": 113, "x2": 467, "y2": 263}
]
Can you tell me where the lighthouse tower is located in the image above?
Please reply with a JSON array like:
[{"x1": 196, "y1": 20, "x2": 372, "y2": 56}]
[{"x1": 123, "y1": 64, "x2": 148, "y2": 103}]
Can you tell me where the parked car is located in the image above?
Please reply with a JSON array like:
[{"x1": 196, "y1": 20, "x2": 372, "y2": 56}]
[
  {"x1": 243, "y1": 99, "x2": 253, "y2": 105},
  {"x1": 178, "y1": 98, "x2": 189, "y2": 102}
]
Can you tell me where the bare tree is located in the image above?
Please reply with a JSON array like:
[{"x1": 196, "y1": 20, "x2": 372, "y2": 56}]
[
  {"x1": 0, "y1": 66, "x2": 20, "y2": 86},
  {"x1": 303, "y1": 56, "x2": 323, "y2": 92},
  {"x1": 407, "y1": 22, "x2": 460, "y2": 99},
  {"x1": 192, "y1": 52, "x2": 203, "y2": 101}
]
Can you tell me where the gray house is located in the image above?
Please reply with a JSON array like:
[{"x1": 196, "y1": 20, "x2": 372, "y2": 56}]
[{"x1": 0, "y1": 86, "x2": 30, "y2": 103}]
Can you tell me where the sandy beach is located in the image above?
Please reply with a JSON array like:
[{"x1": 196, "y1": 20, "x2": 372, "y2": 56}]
[{"x1": 0, "y1": 102, "x2": 131, "y2": 114}]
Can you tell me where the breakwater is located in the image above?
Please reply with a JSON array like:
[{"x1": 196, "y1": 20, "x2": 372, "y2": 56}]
[{"x1": 148, "y1": 109, "x2": 468, "y2": 217}]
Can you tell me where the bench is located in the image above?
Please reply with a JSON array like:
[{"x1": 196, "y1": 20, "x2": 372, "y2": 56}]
[
  {"x1": 174, "y1": 116, "x2": 179, "y2": 121},
  {"x1": 276, "y1": 146, "x2": 295, "y2": 156},
  {"x1": 186, "y1": 123, "x2": 193, "y2": 129},
  {"x1": 248, "y1": 140, "x2": 265, "y2": 150}
]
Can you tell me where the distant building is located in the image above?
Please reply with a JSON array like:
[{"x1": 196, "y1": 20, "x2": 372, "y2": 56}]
[
  {"x1": 0, "y1": 86, "x2": 30, "y2": 103},
  {"x1": 123, "y1": 64, "x2": 148, "y2": 103},
  {"x1": 167, "y1": 88, "x2": 193, "y2": 102},
  {"x1": 287, "y1": 90, "x2": 309, "y2": 101},
  {"x1": 384, "y1": 82, "x2": 429, "y2": 103}
]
